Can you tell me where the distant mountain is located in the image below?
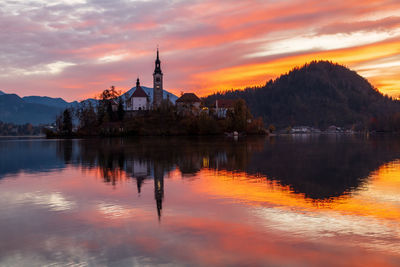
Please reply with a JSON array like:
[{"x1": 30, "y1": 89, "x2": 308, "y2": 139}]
[
  {"x1": 123, "y1": 86, "x2": 178, "y2": 103},
  {"x1": 204, "y1": 61, "x2": 400, "y2": 128},
  {"x1": 80, "y1": 98, "x2": 98, "y2": 106},
  {"x1": 0, "y1": 87, "x2": 178, "y2": 125},
  {"x1": 23, "y1": 96, "x2": 78, "y2": 109},
  {"x1": 0, "y1": 94, "x2": 64, "y2": 124},
  {"x1": 81, "y1": 87, "x2": 178, "y2": 106}
]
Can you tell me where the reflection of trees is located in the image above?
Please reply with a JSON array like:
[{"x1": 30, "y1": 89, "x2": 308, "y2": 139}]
[
  {"x1": 96, "y1": 146, "x2": 126, "y2": 185},
  {"x1": 67, "y1": 136, "x2": 265, "y2": 185},
  {"x1": 55, "y1": 135, "x2": 400, "y2": 207},
  {"x1": 56, "y1": 140, "x2": 73, "y2": 164}
]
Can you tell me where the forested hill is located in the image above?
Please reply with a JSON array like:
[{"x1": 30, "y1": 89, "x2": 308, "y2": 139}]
[{"x1": 204, "y1": 61, "x2": 400, "y2": 129}]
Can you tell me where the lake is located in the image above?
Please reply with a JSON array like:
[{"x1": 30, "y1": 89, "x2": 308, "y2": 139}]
[{"x1": 0, "y1": 135, "x2": 399, "y2": 266}]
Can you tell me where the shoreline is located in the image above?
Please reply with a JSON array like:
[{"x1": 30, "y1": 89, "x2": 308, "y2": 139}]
[
  {"x1": 0, "y1": 135, "x2": 46, "y2": 138},
  {"x1": 0, "y1": 131, "x2": 397, "y2": 139}
]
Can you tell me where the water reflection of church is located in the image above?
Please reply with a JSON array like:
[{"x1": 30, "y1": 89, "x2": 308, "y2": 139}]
[
  {"x1": 123, "y1": 151, "x2": 232, "y2": 220},
  {"x1": 125, "y1": 159, "x2": 164, "y2": 220}
]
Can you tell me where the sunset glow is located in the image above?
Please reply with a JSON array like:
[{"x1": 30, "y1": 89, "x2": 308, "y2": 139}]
[
  {"x1": 2, "y1": 158, "x2": 399, "y2": 265},
  {"x1": 1, "y1": 0, "x2": 400, "y2": 100}
]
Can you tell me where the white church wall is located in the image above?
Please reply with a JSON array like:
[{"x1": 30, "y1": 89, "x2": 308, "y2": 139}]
[{"x1": 127, "y1": 97, "x2": 148, "y2": 111}]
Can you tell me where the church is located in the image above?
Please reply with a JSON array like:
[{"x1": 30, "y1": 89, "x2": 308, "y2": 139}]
[
  {"x1": 125, "y1": 49, "x2": 203, "y2": 114},
  {"x1": 126, "y1": 49, "x2": 164, "y2": 111}
]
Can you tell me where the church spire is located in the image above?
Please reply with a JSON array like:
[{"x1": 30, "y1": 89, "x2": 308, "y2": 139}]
[
  {"x1": 153, "y1": 47, "x2": 163, "y2": 108},
  {"x1": 136, "y1": 77, "x2": 140, "y2": 88},
  {"x1": 154, "y1": 48, "x2": 162, "y2": 75}
]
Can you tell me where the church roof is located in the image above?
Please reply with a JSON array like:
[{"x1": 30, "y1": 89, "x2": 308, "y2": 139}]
[
  {"x1": 216, "y1": 99, "x2": 235, "y2": 108},
  {"x1": 130, "y1": 86, "x2": 148, "y2": 98},
  {"x1": 176, "y1": 93, "x2": 201, "y2": 103}
]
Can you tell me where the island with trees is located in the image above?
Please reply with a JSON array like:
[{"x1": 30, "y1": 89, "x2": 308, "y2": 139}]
[{"x1": 48, "y1": 88, "x2": 265, "y2": 137}]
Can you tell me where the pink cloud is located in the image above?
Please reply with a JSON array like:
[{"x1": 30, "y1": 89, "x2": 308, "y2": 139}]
[{"x1": 0, "y1": 0, "x2": 400, "y2": 101}]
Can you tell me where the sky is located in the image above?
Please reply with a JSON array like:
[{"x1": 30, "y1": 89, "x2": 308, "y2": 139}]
[{"x1": 1, "y1": 0, "x2": 400, "y2": 101}]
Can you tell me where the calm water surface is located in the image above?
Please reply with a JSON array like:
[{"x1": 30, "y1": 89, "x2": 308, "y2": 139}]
[{"x1": 0, "y1": 135, "x2": 400, "y2": 266}]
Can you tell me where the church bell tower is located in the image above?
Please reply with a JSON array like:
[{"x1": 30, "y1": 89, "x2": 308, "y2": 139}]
[{"x1": 153, "y1": 48, "x2": 163, "y2": 108}]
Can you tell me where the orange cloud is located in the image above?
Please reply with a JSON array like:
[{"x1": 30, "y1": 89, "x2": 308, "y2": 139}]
[
  {"x1": 2, "y1": 0, "x2": 400, "y2": 100},
  {"x1": 192, "y1": 39, "x2": 400, "y2": 96}
]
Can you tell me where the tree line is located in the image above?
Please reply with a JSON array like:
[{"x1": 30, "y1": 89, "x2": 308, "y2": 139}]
[
  {"x1": 0, "y1": 121, "x2": 42, "y2": 136},
  {"x1": 48, "y1": 87, "x2": 265, "y2": 137}
]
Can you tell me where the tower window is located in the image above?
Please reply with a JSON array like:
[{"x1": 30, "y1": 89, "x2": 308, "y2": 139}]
[{"x1": 156, "y1": 77, "x2": 161, "y2": 82}]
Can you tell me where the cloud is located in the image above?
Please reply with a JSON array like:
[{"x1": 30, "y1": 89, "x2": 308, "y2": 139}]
[{"x1": 0, "y1": 0, "x2": 400, "y2": 100}]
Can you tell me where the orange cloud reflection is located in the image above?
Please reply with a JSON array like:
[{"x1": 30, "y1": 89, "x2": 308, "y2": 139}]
[{"x1": 190, "y1": 167, "x2": 400, "y2": 222}]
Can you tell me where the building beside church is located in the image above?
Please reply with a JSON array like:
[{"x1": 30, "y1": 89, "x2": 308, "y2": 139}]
[
  {"x1": 126, "y1": 78, "x2": 150, "y2": 111},
  {"x1": 215, "y1": 99, "x2": 235, "y2": 118},
  {"x1": 176, "y1": 93, "x2": 202, "y2": 116}
]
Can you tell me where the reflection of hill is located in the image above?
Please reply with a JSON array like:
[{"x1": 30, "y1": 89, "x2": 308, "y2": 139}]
[
  {"x1": 3, "y1": 136, "x2": 400, "y2": 201},
  {"x1": 71, "y1": 136, "x2": 400, "y2": 200},
  {"x1": 245, "y1": 135, "x2": 400, "y2": 199}
]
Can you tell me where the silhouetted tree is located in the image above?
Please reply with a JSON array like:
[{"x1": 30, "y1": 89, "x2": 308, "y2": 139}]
[
  {"x1": 227, "y1": 99, "x2": 251, "y2": 132},
  {"x1": 97, "y1": 85, "x2": 122, "y2": 124},
  {"x1": 76, "y1": 102, "x2": 97, "y2": 135},
  {"x1": 106, "y1": 101, "x2": 114, "y2": 122},
  {"x1": 117, "y1": 98, "x2": 125, "y2": 121},
  {"x1": 99, "y1": 85, "x2": 120, "y2": 101},
  {"x1": 198, "y1": 111, "x2": 218, "y2": 134},
  {"x1": 60, "y1": 109, "x2": 73, "y2": 135}
]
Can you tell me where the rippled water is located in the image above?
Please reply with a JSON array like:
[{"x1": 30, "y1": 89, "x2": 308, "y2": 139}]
[{"x1": 0, "y1": 135, "x2": 400, "y2": 266}]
